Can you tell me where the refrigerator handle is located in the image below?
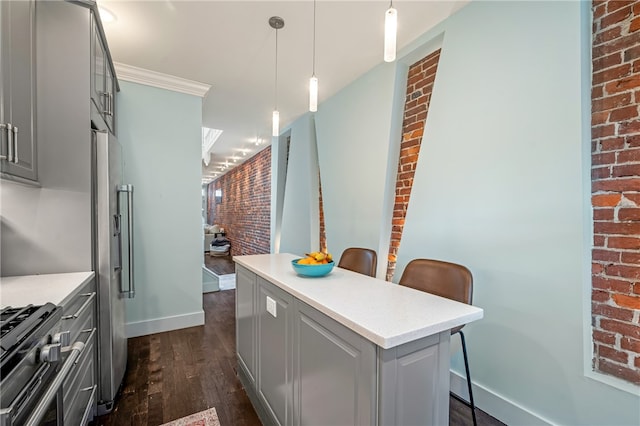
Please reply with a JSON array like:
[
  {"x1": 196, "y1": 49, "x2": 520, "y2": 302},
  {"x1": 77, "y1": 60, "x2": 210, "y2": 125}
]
[{"x1": 118, "y1": 184, "x2": 135, "y2": 298}]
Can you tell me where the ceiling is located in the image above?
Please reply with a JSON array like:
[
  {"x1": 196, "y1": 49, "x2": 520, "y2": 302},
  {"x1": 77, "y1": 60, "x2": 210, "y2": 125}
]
[{"x1": 98, "y1": 0, "x2": 469, "y2": 183}]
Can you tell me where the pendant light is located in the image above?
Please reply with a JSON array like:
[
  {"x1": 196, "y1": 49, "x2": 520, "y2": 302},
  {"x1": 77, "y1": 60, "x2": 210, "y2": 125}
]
[
  {"x1": 384, "y1": 1, "x2": 397, "y2": 62},
  {"x1": 270, "y1": 16, "x2": 284, "y2": 137},
  {"x1": 309, "y1": 0, "x2": 318, "y2": 112}
]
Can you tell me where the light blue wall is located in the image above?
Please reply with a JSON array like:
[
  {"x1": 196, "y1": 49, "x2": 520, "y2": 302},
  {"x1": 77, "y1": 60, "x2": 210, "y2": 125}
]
[
  {"x1": 117, "y1": 81, "x2": 204, "y2": 335},
  {"x1": 314, "y1": 63, "x2": 400, "y2": 270},
  {"x1": 282, "y1": 1, "x2": 639, "y2": 425},
  {"x1": 279, "y1": 113, "x2": 320, "y2": 256}
]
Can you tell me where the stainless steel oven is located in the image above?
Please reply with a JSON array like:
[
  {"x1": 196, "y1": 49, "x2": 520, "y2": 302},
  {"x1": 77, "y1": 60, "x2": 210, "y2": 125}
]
[{"x1": 0, "y1": 303, "x2": 89, "y2": 426}]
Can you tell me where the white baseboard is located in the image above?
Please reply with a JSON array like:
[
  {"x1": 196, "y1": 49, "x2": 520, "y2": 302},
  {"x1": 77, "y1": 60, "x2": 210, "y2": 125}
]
[
  {"x1": 450, "y1": 370, "x2": 554, "y2": 426},
  {"x1": 203, "y1": 281, "x2": 219, "y2": 293},
  {"x1": 202, "y1": 265, "x2": 219, "y2": 293},
  {"x1": 219, "y1": 273, "x2": 236, "y2": 290},
  {"x1": 126, "y1": 310, "x2": 205, "y2": 338}
]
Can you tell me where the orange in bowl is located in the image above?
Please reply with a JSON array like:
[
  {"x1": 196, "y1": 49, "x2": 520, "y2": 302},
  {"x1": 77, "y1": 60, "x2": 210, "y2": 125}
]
[{"x1": 291, "y1": 259, "x2": 335, "y2": 277}]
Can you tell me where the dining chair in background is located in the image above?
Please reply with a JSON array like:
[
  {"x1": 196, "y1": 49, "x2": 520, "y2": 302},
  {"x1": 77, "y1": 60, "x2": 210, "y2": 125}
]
[
  {"x1": 398, "y1": 258, "x2": 477, "y2": 426},
  {"x1": 337, "y1": 247, "x2": 377, "y2": 277}
]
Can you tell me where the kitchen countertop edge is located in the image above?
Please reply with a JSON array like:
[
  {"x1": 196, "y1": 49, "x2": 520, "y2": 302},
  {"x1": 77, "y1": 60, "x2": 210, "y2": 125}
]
[{"x1": 1, "y1": 271, "x2": 95, "y2": 309}]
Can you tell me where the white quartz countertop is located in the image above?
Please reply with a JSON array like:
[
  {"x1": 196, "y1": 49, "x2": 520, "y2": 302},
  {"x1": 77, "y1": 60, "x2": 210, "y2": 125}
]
[
  {"x1": 234, "y1": 253, "x2": 483, "y2": 349},
  {"x1": 0, "y1": 271, "x2": 95, "y2": 309}
]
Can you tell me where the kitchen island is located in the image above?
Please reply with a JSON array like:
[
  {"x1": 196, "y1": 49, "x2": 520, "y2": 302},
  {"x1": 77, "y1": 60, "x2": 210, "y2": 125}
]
[{"x1": 234, "y1": 253, "x2": 483, "y2": 426}]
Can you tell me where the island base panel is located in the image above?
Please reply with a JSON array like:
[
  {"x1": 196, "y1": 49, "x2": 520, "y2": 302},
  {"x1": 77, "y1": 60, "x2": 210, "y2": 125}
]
[{"x1": 378, "y1": 331, "x2": 451, "y2": 426}]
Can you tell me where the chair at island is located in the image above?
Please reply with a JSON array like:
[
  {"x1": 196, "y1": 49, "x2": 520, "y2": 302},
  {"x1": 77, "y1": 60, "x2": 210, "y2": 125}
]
[
  {"x1": 337, "y1": 247, "x2": 377, "y2": 277},
  {"x1": 398, "y1": 258, "x2": 477, "y2": 426}
]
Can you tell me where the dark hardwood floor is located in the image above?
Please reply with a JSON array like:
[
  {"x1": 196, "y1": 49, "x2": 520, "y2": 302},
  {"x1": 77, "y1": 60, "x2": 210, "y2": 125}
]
[
  {"x1": 204, "y1": 253, "x2": 235, "y2": 275},
  {"x1": 95, "y1": 290, "x2": 260, "y2": 426},
  {"x1": 96, "y1": 290, "x2": 505, "y2": 426}
]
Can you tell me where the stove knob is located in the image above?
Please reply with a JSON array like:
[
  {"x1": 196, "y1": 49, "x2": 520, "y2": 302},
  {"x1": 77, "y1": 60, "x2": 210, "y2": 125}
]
[
  {"x1": 40, "y1": 343, "x2": 61, "y2": 363},
  {"x1": 52, "y1": 331, "x2": 70, "y2": 347}
]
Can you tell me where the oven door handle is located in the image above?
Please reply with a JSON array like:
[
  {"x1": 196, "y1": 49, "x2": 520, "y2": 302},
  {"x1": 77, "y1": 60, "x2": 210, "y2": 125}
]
[{"x1": 24, "y1": 341, "x2": 86, "y2": 426}]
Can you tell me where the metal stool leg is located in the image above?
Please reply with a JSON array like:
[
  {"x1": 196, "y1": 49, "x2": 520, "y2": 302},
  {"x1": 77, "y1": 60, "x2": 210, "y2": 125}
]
[{"x1": 458, "y1": 330, "x2": 477, "y2": 426}]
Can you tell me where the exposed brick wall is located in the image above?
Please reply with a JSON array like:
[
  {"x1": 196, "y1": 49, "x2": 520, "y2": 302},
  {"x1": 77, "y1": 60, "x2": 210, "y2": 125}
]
[
  {"x1": 386, "y1": 49, "x2": 441, "y2": 281},
  {"x1": 591, "y1": 0, "x2": 640, "y2": 385},
  {"x1": 207, "y1": 146, "x2": 271, "y2": 256},
  {"x1": 319, "y1": 170, "x2": 327, "y2": 252}
]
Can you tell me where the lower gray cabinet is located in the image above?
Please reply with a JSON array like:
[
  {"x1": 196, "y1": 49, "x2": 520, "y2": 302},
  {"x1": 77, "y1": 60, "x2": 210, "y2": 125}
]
[
  {"x1": 257, "y1": 278, "x2": 294, "y2": 426},
  {"x1": 60, "y1": 278, "x2": 97, "y2": 425},
  {"x1": 236, "y1": 266, "x2": 257, "y2": 385},
  {"x1": 293, "y1": 300, "x2": 376, "y2": 426}
]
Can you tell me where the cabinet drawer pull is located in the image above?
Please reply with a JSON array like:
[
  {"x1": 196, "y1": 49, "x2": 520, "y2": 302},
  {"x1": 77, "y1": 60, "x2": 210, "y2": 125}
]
[
  {"x1": 76, "y1": 328, "x2": 96, "y2": 351},
  {"x1": 79, "y1": 385, "x2": 97, "y2": 426},
  {"x1": 62, "y1": 292, "x2": 96, "y2": 320}
]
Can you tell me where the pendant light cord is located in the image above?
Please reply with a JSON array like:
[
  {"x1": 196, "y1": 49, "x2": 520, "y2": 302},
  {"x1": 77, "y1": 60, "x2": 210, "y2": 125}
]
[
  {"x1": 275, "y1": 28, "x2": 278, "y2": 110},
  {"x1": 312, "y1": 0, "x2": 316, "y2": 76}
]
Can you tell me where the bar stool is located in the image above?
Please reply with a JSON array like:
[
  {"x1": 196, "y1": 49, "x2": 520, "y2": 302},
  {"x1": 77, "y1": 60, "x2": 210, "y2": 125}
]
[
  {"x1": 398, "y1": 258, "x2": 477, "y2": 426},
  {"x1": 337, "y1": 247, "x2": 377, "y2": 277}
]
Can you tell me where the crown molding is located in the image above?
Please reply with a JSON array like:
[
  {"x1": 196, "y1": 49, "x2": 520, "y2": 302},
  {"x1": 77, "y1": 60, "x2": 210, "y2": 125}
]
[{"x1": 114, "y1": 62, "x2": 211, "y2": 97}]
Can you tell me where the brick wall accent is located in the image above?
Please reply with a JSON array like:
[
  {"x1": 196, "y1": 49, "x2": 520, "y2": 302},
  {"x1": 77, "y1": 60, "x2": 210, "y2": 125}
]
[
  {"x1": 319, "y1": 170, "x2": 327, "y2": 252},
  {"x1": 386, "y1": 49, "x2": 441, "y2": 281},
  {"x1": 207, "y1": 146, "x2": 271, "y2": 256},
  {"x1": 592, "y1": 0, "x2": 640, "y2": 385}
]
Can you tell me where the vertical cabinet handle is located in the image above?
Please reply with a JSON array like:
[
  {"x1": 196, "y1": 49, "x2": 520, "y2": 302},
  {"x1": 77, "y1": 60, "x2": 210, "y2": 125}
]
[
  {"x1": 0, "y1": 124, "x2": 20, "y2": 164},
  {"x1": 12, "y1": 126, "x2": 18, "y2": 163},
  {"x1": 6, "y1": 123, "x2": 13, "y2": 163},
  {"x1": 102, "y1": 92, "x2": 113, "y2": 117},
  {"x1": 0, "y1": 124, "x2": 7, "y2": 160},
  {"x1": 108, "y1": 93, "x2": 114, "y2": 117}
]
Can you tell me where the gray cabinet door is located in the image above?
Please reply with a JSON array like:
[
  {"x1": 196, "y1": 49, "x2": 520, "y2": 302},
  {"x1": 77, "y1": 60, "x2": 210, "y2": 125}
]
[
  {"x1": 0, "y1": 0, "x2": 37, "y2": 182},
  {"x1": 91, "y1": 16, "x2": 106, "y2": 118},
  {"x1": 293, "y1": 300, "x2": 376, "y2": 426},
  {"x1": 257, "y1": 277, "x2": 294, "y2": 426},
  {"x1": 90, "y1": 14, "x2": 116, "y2": 135},
  {"x1": 104, "y1": 61, "x2": 115, "y2": 134},
  {"x1": 377, "y1": 332, "x2": 451, "y2": 426},
  {"x1": 236, "y1": 266, "x2": 257, "y2": 384}
]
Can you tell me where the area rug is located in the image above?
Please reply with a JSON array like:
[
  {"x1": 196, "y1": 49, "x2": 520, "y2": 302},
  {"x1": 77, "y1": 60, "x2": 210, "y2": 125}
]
[{"x1": 161, "y1": 407, "x2": 220, "y2": 426}]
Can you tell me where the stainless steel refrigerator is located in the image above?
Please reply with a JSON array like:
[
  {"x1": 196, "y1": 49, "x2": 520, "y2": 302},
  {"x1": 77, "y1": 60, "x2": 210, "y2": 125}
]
[{"x1": 92, "y1": 128, "x2": 135, "y2": 414}]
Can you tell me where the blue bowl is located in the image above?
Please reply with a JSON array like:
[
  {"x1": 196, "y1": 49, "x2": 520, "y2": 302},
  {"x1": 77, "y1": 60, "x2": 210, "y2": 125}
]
[{"x1": 291, "y1": 259, "x2": 335, "y2": 277}]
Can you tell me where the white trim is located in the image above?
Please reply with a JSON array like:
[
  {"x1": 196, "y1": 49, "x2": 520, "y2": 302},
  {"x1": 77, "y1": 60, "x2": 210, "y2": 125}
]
[
  {"x1": 126, "y1": 310, "x2": 205, "y2": 338},
  {"x1": 114, "y1": 62, "x2": 211, "y2": 97},
  {"x1": 450, "y1": 371, "x2": 555, "y2": 426},
  {"x1": 218, "y1": 273, "x2": 236, "y2": 290},
  {"x1": 584, "y1": 370, "x2": 640, "y2": 395},
  {"x1": 202, "y1": 265, "x2": 219, "y2": 293}
]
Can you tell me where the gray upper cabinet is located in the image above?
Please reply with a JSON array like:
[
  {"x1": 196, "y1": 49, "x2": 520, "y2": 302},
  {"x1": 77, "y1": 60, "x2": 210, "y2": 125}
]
[
  {"x1": 0, "y1": 0, "x2": 38, "y2": 183},
  {"x1": 90, "y1": 14, "x2": 116, "y2": 134}
]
